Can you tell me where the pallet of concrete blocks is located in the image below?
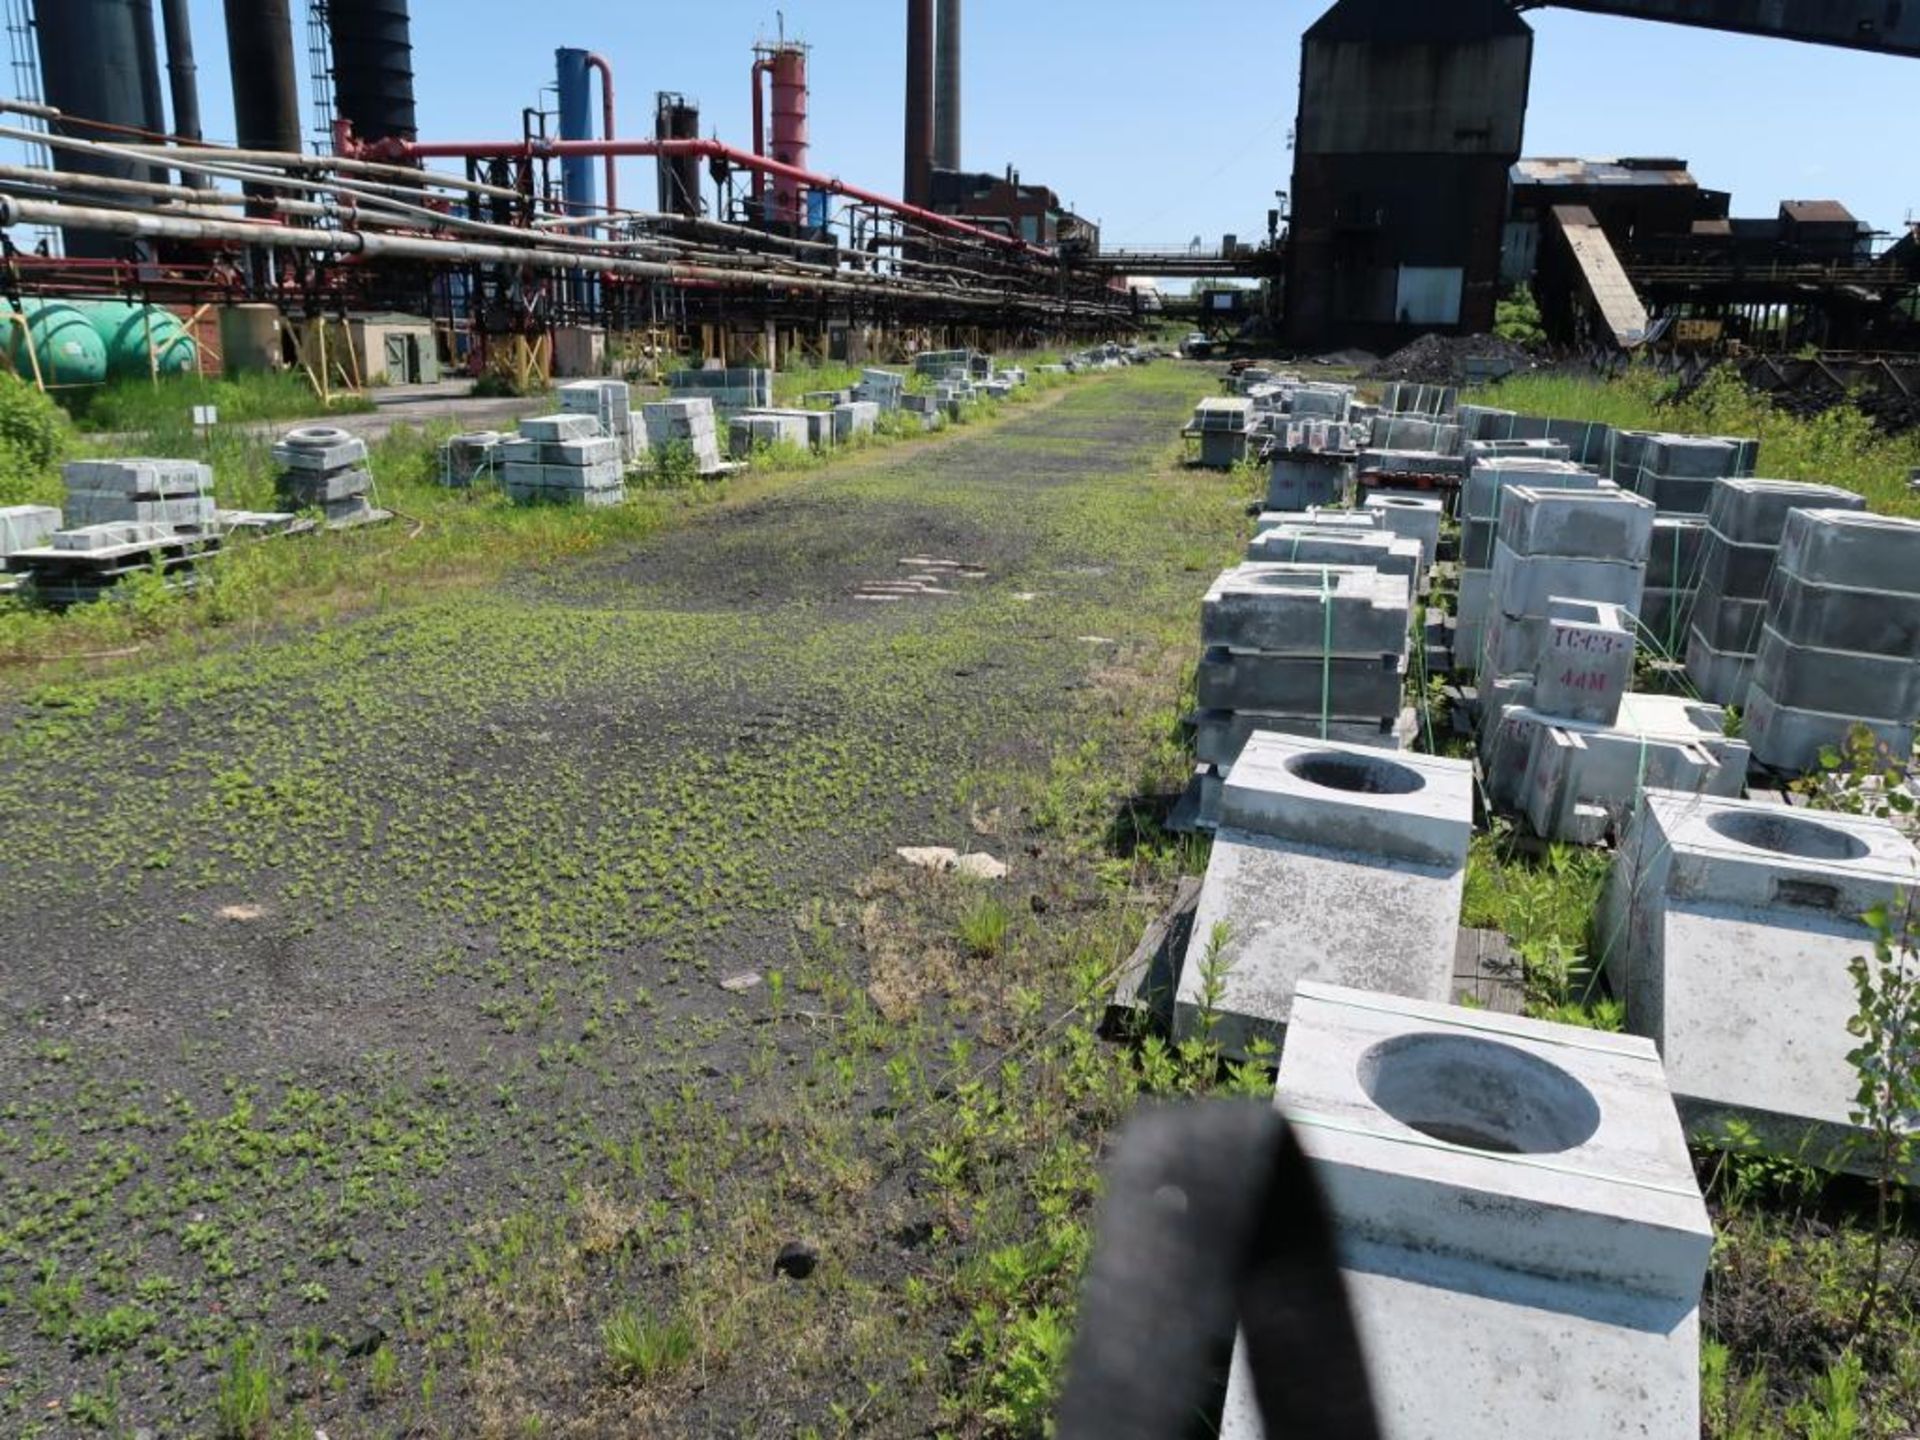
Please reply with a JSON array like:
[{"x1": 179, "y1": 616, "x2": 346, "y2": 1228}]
[
  {"x1": 1286, "y1": 381, "x2": 1353, "y2": 422},
  {"x1": 933, "y1": 380, "x2": 972, "y2": 419},
  {"x1": 1637, "y1": 514, "x2": 1708, "y2": 660},
  {"x1": 1601, "y1": 790, "x2": 1920, "y2": 1177},
  {"x1": 1683, "y1": 477, "x2": 1865, "y2": 705},
  {"x1": 1171, "y1": 735, "x2": 1474, "y2": 1061},
  {"x1": 1611, "y1": 430, "x2": 1758, "y2": 515},
  {"x1": 270, "y1": 428, "x2": 382, "y2": 527},
  {"x1": 666, "y1": 366, "x2": 772, "y2": 413},
  {"x1": 1217, "y1": 980, "x2": 1711, "y2": 1440},
  {"x1": 1744, "y1": 509, "x2": 1920, "y2": 773},
  {"x1": 1476, "y1": 485, "x2": 1654, "y2": 713},
  {"x1": 1187, "y1": 397, "x2": 1257, "y2": 469},
  {"x1": 1456, "y1": 458, "x2": 1611, "y2": 671},
  {"x1": 0, "y1": 504, "x2": 61, "y2": 573},
  {"x1": 1363, "y1": 491, "x2": 1443, "y2": 576},
  {"x1": 6, "y1": 521, "x2": 221, "y2": 606},
  {"x1": 558, "y1": 379, "x2": 641, "y2": 464},
  {"x1": 1367, "y1": 413, "x2": 1461, "y2": 456},
  {"x1": 500, "y1": 413, "x2": 624, "y2": 507},
  {"x1": 854, "y1": 369, "x2": 906, "y2": 411},
  {"x1": 913, "y1": 348, "x2": 974, "y2": 383},
  {"x1": 727, "y1": 409, "x2": 812, "y2": 460},
  {"x1": 440, "y1": 432, "x2": 506, "y2": 488},
  {"x1": 899, "y1": 392, "x2": 944, "y2": 430},
  {"x1": 1377, "y1": 380, "x2": 1458, "y2": 417},
  {"x1": 1184, "y1": 562, "x2": 1415, "y2": 826},
  {"x1": 1456, "y1": 406, "x2": 1619, "y2": 469},
  {"x1": 639, "y1": 398, "x2": 725, "y2": 476},
  {"x1": 62, "y1": 458, "x2": 216, "y2": 529},
  {"x1": 830, "y1": 400, "x2": 880, "y2": 442},
  {"x1": 1482, "y1": 596, "x2": 1637, "y2": 724}
]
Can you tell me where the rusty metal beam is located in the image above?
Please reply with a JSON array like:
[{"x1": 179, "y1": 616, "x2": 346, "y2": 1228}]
[{"x1": 1520, "y1": 0, "x2": 1920, "y2": 59}]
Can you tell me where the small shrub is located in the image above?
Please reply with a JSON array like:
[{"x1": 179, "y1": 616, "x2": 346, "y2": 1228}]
[
  {"x1": 957, "y1": 896, "x2": 1011, "y2": 959},
  {"x1": 601, "y1": 1307, "x2": 696, "y2": 1387}
]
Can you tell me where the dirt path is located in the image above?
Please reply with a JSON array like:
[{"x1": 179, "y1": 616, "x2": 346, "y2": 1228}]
[{"x1": 0, "y1": 364, "x2": 1233, "y2": 1437}]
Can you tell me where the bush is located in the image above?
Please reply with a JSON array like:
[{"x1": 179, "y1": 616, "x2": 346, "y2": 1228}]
[{"x1": 0, "y1": 370, "x2": 71, "y2": 505}]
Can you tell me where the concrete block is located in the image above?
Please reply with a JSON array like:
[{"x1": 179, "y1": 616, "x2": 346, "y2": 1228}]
[
  {"x1": 279, "y1": 468, "x2": 372, "y2": 505},
  {"x1": 830, "y1": 401, "x2": 880, "y2": 440},
  {"x1": 1694, "y1": 532, "x2": 1780, "y2": 601},
  {"x1": 1196, "y1": 647, "x2": 1406, "y2": 717},
  {"x1": 1647, "y1": 516, "x2": 1707, "y2": 590},
  {"x1": 1202, "y1": 564, "x2": 1410, "y2": 656},
  {"x1": 1766, "y1": 570, "x2": 1920, "y2": 658},
  {"x1": 1706, "y1": 477, "x2": 1863, "y2": 547},
  {"x1": 1255, "y1": 507, "x2": 1380, "y2": 534},
  {"x1": 64, "y1": 492, "x2": 216, "y2": 528},
  {"x1": 1743, "y1": 683, "x2": 1915, "y2": 775},
  {"x1": 1266, "y1": 457, "x2": 1348, "y2": 511},
  {"x1": 1602, "y1": 791, "x2": 1920, "y2": 1170},
  {"x1": 66, "y1": 457, "x2": 214, "y2": 497},
  {"x1": 1498, "y1": 485, "x2": 1655, "y2": 563},
  {"x1": 1529, "y1": 599, "x2": 1634, "y2": 726},
  {"x1": 1484, "y1": 692, "x2": 1747, "y2": 843},
  {"x1": 1752, "y1": 623, "x2": 1920, "y2": 717},
  {"x1": 51, "y1": 522, "x2": 179, "y2": 552},
  {"x1": 1244, "y1": 526, "x2": 1421, "y2": 592},
  {"x1": 1776, "y1": 508, "x2": 1920, "y2": 595},
  {"x1": 1363, "y1": 491, "x2": 1443, "y2": 569},
  {"x1": 0, "y1": 504, "x2": 61, "y2": 563},
  {"x1": 1689, "y1": 591, "x2": 1769, "y2": 652},
  {"x1": 1219, "y1": 733, "x2": 1472, "y2": 869},
  {"x1": 1682, "y1": 626, "x2": 1755, "y2": 706},
  {"x1": 518, "y1": 412, "x2": 603, "y2": 443},
  {"x1": 1220, "y1": 982, "x2": 1710, "y2": 1440},
  {"x1": 1486, "y1": 540, "x2": 1646, "y2": 621}
]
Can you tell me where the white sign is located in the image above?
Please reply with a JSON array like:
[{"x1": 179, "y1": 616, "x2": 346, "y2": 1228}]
[{"x1": 192, "y1": 405, "x2": 218, "y2": 426}]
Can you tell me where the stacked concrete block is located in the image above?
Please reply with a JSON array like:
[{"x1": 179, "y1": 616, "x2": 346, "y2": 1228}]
[
  {"x1": 270, "y1": 429, "x2": 376, "y2": 526},
  {"x1": 1190, "y1": 397, "x2": 1257, "y2": 468},
  {"x1": 1638, "y1": 515, "x2": 1707, "y2": 657},
  {"x1": 1484, "y1": 691, "x2": 1748, "y2": 844},
  {"x1": 913, "y1": 348, "x2": 974, "y2": 382},
  {"x1": 1458, "y1": 458, "x2": 1609, "y2": 666},
  {"x1": 1378, "y1": 381, "x2": 1457, "y2": 417},
  {"x1": 1613, "y1": 431, "x2": 1757, "y2": 514},
  {"x1": 1245, "y1": 525, "x2": 1422, "y2": 599},
  {"x1": 727, "y1": 409, "x2": 811, "y2": 459},
  {"x1": 501, "y1": 414, "x2": 624, "y2": 506},
  {"x1": 1746, "y1": 510, "x2": 1920, "y2": 772},
  {"x1": 1510, "y1": 598, "x2": 1636, "y2": 725},
  {"x1": 1456, "y1": 407, "x2": 1618, "y2": 468},
  {"x1": 666, "y1": 366, "x2": 772, "y2": 412},
  {"x1": 1266, "y1": 455, "x2": 1349, "y2": 511},
  {"x1": 1189, "y1": 563, "x2": 1413, "y2": 813},
  {"x1": 1684, "y1": 478, "x2": 1865, "y2": 705},
  {"x1": 1173, "y1": 738, "x2": 1473, "y2": 1059},
  {"x1": 1288, "y1": 382, "x2": 1353, "y2": 422},
  {"x1": 6, "y1": 520, "x2": 220, "y2": 605},
  {"x1": 1467, "y1": 436, "x2": 1573, "y2": 467},
  {"x1": 1368, "y1": 415, "x2": 1461, "y2": 455},
  {"x1": 854, "y1": 368, "x2": 906, "y2": 411},
  {"x1": 1602, "y1": 791, "x2": 1920, "y2": 1173},
  {"x1": 62, "y1": 458, "x2": 216, "y2": 530},
  {"x1": 0, "y1": 504, "x2": 61, "y2": 568},
  {"x1": 1222, "y1": 982, "x2": 1711, "y2": 1440},
  {"x1": 1478, "y1": 486, "x2": 1654, "y2": 702},
  {"x1": 900, "y1": 392, "x2": 944, "y2": 430},
  {"x1": 558, "y1": 379, "x2": 641, "y2": 464},
  {"x1": 441, "y1": 432, "x2": 505, "y2": 488},
  {"x1": 1363, "y1": 491, "x2": 1443, "y2": 573},
  {"x1": 640, "y1": 398, "x2": 725, "y2": 475},
  {"x1": 830, "y1": 400, "x2": 880, "y2": 442}
]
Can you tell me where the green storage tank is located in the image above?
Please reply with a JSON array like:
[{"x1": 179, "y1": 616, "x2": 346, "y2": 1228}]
[
  {"x1": 81, "y1": 301, "x2": 198, "y2": 379},
  {"x1": 4, "y1": 301, "x2": 110, "y2": 387}
]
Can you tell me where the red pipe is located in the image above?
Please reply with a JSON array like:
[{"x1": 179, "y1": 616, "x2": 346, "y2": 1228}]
[
  {"x1": 583, "y1": 51, "x2": 617, "y2": 216},
  {"x1": 374, "y1": 134, "x2": 1044, "y2": 255},
  {"x1": 749, "y1": 56, "x2": 772, "y2": 210}
]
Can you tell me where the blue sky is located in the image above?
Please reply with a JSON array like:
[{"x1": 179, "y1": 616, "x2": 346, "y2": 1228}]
[{"x1": 19, "y1": 1, "x2": 1917, "y2": 247}]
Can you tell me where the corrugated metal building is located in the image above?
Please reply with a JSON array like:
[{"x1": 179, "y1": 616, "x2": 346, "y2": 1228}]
[{"x1": 1283, "y1": 0, "x2": 1532, "y2": 350}]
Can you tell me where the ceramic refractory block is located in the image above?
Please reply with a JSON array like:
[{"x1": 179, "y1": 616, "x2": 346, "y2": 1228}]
[
  {"x1": 1221, "y1": 982, "x2": 1711, "y2": 1440},
  {"x1": 1173, "y1": 736, "x2": 1473, "y2": 1058},
  {"x1": 1246, "y1": 526, "x2": 1422, "y2": 594},
  {"x1": 1363, "y1": 491, "x2": 1443, "y2": 570},
  {"x1": 1202, "y1": 564, "x2": 1409, "y2": 657},
  {"x1": 1602, "y1": 791, "x2": 1920, "y2": 1170}
]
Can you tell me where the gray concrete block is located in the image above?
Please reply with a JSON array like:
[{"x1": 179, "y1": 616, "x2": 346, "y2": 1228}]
[
  {"x1": 1706, "y1": 477, "x2": 1864, "y2": 547},
  {"x1": 1191, "y1": 707, "x2": 1414, "y2": 766},
  {"x1": 1487, "y1": 540, "x2": 1646, "y2": 621},
  {"x1": 1255, "y1": 507, "x2": 1380, "y2": 533},
  {"x1": 1602, "y1": 791, "x2": 1920, "y2": 1171},
  {"x1": 1220, "y1": 984, "x2": 1710, "y2": 1440},
  {"x1": 1682, "y1": 626, "x2": 1756, "y2": 707},
  {"x1": 1363, "y1": 491, "x2": 1443, "y2": 569},
  {"x1": 1752, "y1": 624, "x2": 1920, "y2": 718},
  {"x1": 519, "y1": 412, "x2": 603, "y2": 443},
  {"x1": 1529, "y1": 599, "x2": 1634, "y2": 726},
  {"x1": 64, "y1": 492, "x2": 216, "y2": 528},
  {"x1": 830, "y1": 401, "x2": 880, "y2": 440},
  {"x1": 0, "y1": 503, "x2": 61, "y2": 562},
  {"x1": 1765, "y1": 570, "x2": 1920, "y2": 658},
  {"x1": 279, "y1": 468, "x2": 371, "y2": 505},
  {"x1": 1647, "y1": 517, "x2": 1707, "y2": 590},
  {"x1": 1776, "y1": 508, "x2": 1920, "y2": 595},
  {"x1": 51, "y1": 521, "x2": 178, "y2": 552},
  {"x1": 1202, "y1": 564, "x2": 1410, "y2": 656},
  {"x1": 1244, "y1": 526, "x2": 1421, "y2": 591},
  {"x1": 1196, "y1": 646, "x2": 1406, "y2": 717},
  {"x1": 1266, "y1": 457, "x2": 1348, "y2": 511},
  {"x1": 1744, "y1": 682, "x2": 1915, "y2": 775},
  {"x1": 1695, "y1": 532, "x2": 1780, "y2": 601},
  {"x1": 1498, "y1": 485, "x2": 1656, "y2": 562},
  {"x1": 65, "y1": 457, "x2": 213, "y2": 497}
]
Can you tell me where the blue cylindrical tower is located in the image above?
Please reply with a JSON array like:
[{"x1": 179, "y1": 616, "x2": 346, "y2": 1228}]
[{"x1": 555, "y1": 47, "x2": 596, "y2": 218}]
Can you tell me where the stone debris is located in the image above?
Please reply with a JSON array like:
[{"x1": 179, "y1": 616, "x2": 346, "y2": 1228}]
[{"x1": 895, "y1": 846, "x2": 1007, "y2": 880}]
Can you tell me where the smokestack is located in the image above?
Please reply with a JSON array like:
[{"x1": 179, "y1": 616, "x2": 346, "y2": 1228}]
[
  {"x1": 904, "y1": 0, "x2": 934, "y2": 207},
  {"x1": 222, "y1": 0, "x2": 302, "y2": 210},
  {"x1": 159, "y1": 0, "x2": 212, "y2": 189},
  {"x1": 934, "y1": 0, "x2": 960, "y2": 173},
  {"x1": 327, "y1": 0, "x2": 418, "y2": 144}
]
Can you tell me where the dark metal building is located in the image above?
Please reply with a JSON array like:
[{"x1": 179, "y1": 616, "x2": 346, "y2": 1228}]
[{"x1": 1283, "y1": 0, "x2": 1533, "y2": 350}]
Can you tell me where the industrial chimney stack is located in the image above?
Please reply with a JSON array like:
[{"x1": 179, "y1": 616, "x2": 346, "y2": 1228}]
[
  {"x1": 933, "y1": 0, "x2": 961, "y2": 173},
  {"x1": 903, "y1": 0, "x2": 935, "y2": 207}
]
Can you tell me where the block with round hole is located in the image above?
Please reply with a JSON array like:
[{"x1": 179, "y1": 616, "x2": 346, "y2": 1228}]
[
  {"x1": 1172, "y1": 736, "x2": 1473, "y2": 1057},
  {"x1": 1601, "y1": 790, "x2": 1920, "y2": 1168},
  {"x1": 1202, "y1": 563, "x2": 1409, "y2": 656},
  {"x1": 1362, "y1": 490, "x2": 1443, "y2": 569},
  {"x1": 1219, "y1": 981, "x2": 1711, "y2": 1440}
]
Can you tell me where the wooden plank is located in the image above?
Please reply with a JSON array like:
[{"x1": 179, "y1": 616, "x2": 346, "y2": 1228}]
[{"x1": 1452, "y1": 927, "x2": 1526, "y2": 1015}]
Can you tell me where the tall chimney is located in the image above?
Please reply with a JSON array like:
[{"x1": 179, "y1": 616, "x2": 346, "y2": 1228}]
[
  {"x1": 159, "y1": 0, "x2": 212, "y2": 189},
  {"x1": 933, "y1": 0, "x2": 960, "y2": 173},
  {"x1": 904, "y1": 0, "x2": 934, "y2": 207},
  {"x1": 223, "y1": 0, "x2": 301, "y2": 210}
]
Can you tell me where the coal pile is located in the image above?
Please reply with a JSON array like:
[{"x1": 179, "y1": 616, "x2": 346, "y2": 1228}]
[{"x1": 1364, "y1": 333, "x2": 1538, "y2": 386}]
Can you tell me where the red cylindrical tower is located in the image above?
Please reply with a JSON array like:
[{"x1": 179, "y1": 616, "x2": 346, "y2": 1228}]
[{"x1": 764, "y1": 43, "x2": 809, "y2": 227}]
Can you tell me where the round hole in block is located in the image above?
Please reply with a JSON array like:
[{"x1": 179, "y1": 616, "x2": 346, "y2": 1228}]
[
  {"x1": 1375, "y1": 497, "x2": 1424, "y2": 507},
  {"x1": 1284, "y1": 751, "x2": 1425, "y2": 796},
  {"x1": 1705, "y1": 810, "x2": 1869, "y2": 862},
  {"x1": 1359, "y1": 1033, "x2": 1600, "y2": 1155}
]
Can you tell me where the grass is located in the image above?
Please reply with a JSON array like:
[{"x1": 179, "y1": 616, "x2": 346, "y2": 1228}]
[
  {"x1": 601, "y1": 1308, "x2": 697, "y2": 1387},
  {"x1": 1471, "y1": 365, "x2": 1920, "y2": 515},
  {"x1": 59, "y1": 370, "x2": 377, "y2": 432}
]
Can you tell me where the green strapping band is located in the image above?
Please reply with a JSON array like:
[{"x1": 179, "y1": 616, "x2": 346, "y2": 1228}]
[{"x1": 1320, "y1": 564, "x2": 1334, "y2": 741}]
